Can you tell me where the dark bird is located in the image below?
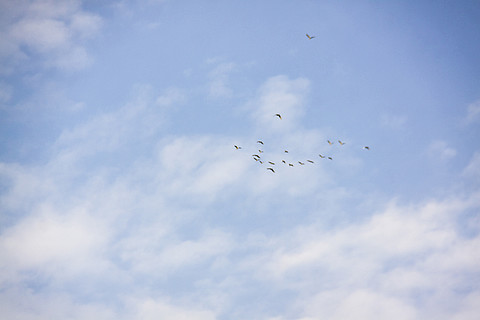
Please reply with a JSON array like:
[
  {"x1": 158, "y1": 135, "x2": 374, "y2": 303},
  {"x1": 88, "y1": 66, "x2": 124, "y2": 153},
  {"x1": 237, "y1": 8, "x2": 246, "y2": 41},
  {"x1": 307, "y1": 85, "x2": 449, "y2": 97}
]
[
  {"x1": 328, "y1": 157, "x2": 333, "y2": 160},
  {"x1": 289, "y1": 163, "x2": 294, "y2": 167},
  {"x1": 338, "y1": 140, "x2": 345, "y2": 145},
  {"x1": 298, "y1": 161, "x2": 305, "y2": 165},
  {"x1": 327, "y1": 140, "x2": 333, "y2": 145},
  {"x1": 259, "y1": 149, "x2": 264, "y2": 153},
  {"x1": 252, "y1": 154, "x2": 260, "y2": 159},
  {"x1": 275, "y1": 113, "x2": 282, "y2": 119},
  {"x1": 319, "y1": 154, "x2": 325, "y2": 158},
  {"x1": 234, "y1": 145, "x2": 242, "y2": 149},
  {"x1": 282, "y1": 160, "x2": 286, "y2": 164},
  {"x1": 306, "y1": 33, "x2": 315, "y2": 40},
  {"x1": 284, "y1": 150, "x2": 289, "y2": 153},
  {"x1": 307, "y1": 160, "x2": 314, "y2": 163},
  {"x1": 363, "y1": 146, "x2": 370, "y2": 150},
  {"x1": 257, "y1": 140, "x2": 264, "y2": 144},
  {"x1": 268, "y1": 161, "x2": 275, "y2": 165},
  {"x1": 267, "y1": 167, "x2": 275, "y2": 173}
]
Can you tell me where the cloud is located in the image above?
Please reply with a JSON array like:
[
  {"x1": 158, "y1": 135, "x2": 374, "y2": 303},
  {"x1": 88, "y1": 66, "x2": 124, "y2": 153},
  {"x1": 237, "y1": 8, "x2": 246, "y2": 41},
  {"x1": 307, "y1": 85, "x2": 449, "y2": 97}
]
[
  {"x1": 427, "y1": 140, "x2": 457, "y2": 160},
  {"x1": 207, "y1": 61, "x2": 237, "y2": 99},
  {"x1": 465, "y1": 99, "x2": 480, "y2": 123},
  {"x1": 247, "y1": 75, "x2": 310, "y2": 134},
  {"x1": 0, "y1": 0, "x2": 102, "y2": 73}
]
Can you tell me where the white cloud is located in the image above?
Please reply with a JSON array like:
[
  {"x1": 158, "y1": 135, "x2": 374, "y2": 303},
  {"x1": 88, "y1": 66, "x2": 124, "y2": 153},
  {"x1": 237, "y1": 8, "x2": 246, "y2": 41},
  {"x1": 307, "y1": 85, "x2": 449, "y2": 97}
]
[
  {"x1": 207, "y1": 61, "x2": 237, "y2": 99},
  {"x1": 248, "y1": 75, "x2": 310, "y2": 134},
  {"x1": 0, "y1": 0, "x2": 102, "y2": 73},
  {"x1": 427, "y1": 140, "x2": 457, "y2": 160},
  {"x1": 465, "y1": 99, "x2": 480, "y2": 123},
  {"x1": 463, "y1": 151, "x2": 480, "y2": 178}
]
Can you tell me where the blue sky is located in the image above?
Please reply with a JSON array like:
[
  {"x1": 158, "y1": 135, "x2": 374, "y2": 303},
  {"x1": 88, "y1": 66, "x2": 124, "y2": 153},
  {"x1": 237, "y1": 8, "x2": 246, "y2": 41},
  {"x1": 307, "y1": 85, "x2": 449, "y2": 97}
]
[{"x1": 1, "y1": 0, "x2": 480, "y2": 319}]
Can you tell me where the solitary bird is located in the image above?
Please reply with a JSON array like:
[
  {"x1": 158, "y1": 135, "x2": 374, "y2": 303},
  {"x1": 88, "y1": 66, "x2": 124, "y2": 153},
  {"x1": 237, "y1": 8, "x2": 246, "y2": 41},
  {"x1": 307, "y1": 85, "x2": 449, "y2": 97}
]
[
  {"x1": 284, "y1": 150, "x2": 289, "y2": 153},
  {"x1": 338, "y1": 140, "x2": 346, "y2": 145},
  {"x1": 257, "y1": 140, "x2": 264, "y2": 145},
  {"x1": 327, "y1": 140, "x2": 333, "y2": 145},
  {"x1": 267, "y1": 167, "x2": 275, "y2": 173},
  {"x1": 306, "y1": 33, "x2": 315, "y2": 40},
  {"x1": 363, "y1": 146, "x2": 370, "y2": 150},
  {"x1": 275, "y1": 113, "x2": 282, "y2": 119},
  {"x1": 234, "y1": 145, "x2": 242, "y2": 149}
]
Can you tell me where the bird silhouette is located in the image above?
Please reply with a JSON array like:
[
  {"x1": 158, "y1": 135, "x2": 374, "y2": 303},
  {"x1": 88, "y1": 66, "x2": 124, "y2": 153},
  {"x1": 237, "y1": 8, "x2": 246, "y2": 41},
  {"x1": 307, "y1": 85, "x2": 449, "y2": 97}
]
[
  {"x1": 268, "y1": 161, "x2": 275, "y2": 165},
  {"x1": 257, "y1": 140, "x2": 264, "y2": 144},
  {"x1": 306, "y1": 33, "x2": 315, "y2": 40},
  {"x1": 267, "y1": 167, "x2": 275, "y2": 173},
  {"x1": 259, "y1": 150, "x2": 264, "y2": 153},
  {"x1": 327, "y1": 140, "x2": 333, "y2": 145},
  {"x1": 338, "y1": 140, "x2": 345, "y2": 145},
  {"x1": 307, "y1": 160, "x2": 314, "y2": 163},
  {"x1": 328, "y1": 157, "x2": 333, "y2": 160},
  {"x1": 289, "y1": 163, "x2": 294, "y2": 167},
  {"x1": 275, "y1": 113, "x2": 282, "y2": 119},
  {"x1": 234, "y1": 145, "x2": 242, "y2": 149},
  {"x1": 298, "y1": 161, "x2": 305, "y2": 165},
  {"x1": 363, "y1": 146, "x2": 370, "y2": 150},
  {"x1": 319, "y1": 154, "x2": 325, "y2": 158},
  {"x1": 284, "y1": 150, "x2": 289, "y2": 153}
]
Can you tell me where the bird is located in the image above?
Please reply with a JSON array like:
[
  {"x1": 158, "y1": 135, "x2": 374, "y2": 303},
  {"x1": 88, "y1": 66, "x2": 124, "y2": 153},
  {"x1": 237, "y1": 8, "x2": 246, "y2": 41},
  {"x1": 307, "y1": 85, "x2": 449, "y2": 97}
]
[
  {"x1": 257, "y1": 140, "x2": 264, "y2": 144},
  {"x1": 327, "y1": 140, "x2": 333, "y2": 145},
  {"x1": 328, "y1": 157, "x2": 333, "y2": 160},
  {"x1": 319, "y1": 154, "x2": 325, "y2": 158},
  {"x1": 282, "y1": 160, "x2": 286, "y2": 164},
  {"x1": 284, "y1": 150, "x2": 289, "y2": 153},
  {"x1": 275, "y1": 113, "x2": 282, "y2": 119},
  {"x1": 298, "y1": 161, "x2": 305, "y2": 165},
  {"x1": 306, "y1": 33, "x2": 315, "y2": 40},
  {"x1": 307, "y1": 160, "x2": 314, "y2": 163},
  {"x1": 289, "y1": 163, "x2": 294, "y2": 167},
  {"x1": 252, "y1": 154, "x2": 260, "y2": 158},
  {"x1": 258, "y1": 149, "x2": 264, "y2": 153},
  {"x1": 267, "y1": 167, "x2": 275, "y2": 173},
  {"x1": 363, "y1": 146, "x2": 370, "y2": 150},
  {"x1": 234, "y1": 145, "x2": 242, "y2": 149},
  {"x1": 268, "y1": 161, "x2": 275, "y2": 165},
  {"x1": 338, "y1": 140, "x2": 345, "y2": 145}
]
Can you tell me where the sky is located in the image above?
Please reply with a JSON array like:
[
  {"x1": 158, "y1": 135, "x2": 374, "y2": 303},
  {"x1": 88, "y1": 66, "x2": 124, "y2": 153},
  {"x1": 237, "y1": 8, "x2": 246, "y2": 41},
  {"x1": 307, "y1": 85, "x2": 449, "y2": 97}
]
[{"x1": 0, "y1": 0, "x2": 480, "y2": 319}]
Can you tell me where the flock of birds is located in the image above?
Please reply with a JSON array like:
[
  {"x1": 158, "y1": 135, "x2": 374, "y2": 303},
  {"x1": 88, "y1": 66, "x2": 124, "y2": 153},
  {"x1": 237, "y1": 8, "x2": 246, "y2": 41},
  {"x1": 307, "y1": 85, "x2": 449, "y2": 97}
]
[
  {"x1": 233, "y1": 34, "x2": 371, "y2": 173},
  {"x1": 234, "y1": 113, "x2": 370, "y2": 173}
]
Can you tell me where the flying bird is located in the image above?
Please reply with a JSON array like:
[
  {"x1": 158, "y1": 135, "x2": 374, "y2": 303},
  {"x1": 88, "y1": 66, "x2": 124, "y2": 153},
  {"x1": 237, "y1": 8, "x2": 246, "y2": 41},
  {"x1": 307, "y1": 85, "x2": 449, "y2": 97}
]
[
  {"x1": 289, "y1": 163, "x2": 294, "y2": 167},
  {"x1": 363, "y1": 146, "x2": 370, "y2": 150},
  {"x1": 307, "y1": 160, "x2": 314, "y2": 163},
  {"x1": 268, "y1": 161, "x2": 275, "y2": 165},
  {"x1": 319, "y1": 154, "x2": 325, "y2": 158},
  {"x1": 258, "y1": 149, "x2": 264, "y2": 153},
  {"x1": 282, "y1": 160, "x2": 286, "y2": 164},
  {"x1": 328, "y1": 157, "x2": 333, "y2": 160},
  {"x1": 234, "y1": 145, "x2": 242, "y2": 149},
  {"x1": 275, "y1": 113, "x2": 282, "y2": 119},
  {"x1": 257, "y1": 140, "x2": 264, "y2": 144},
  {"x1": 284, "y1": 150, "x2": 289, "y2": 153},
  {"x1": 267, "y1": 167, "x2": 275, "y2": 173},
  {"x1": 252, "y1": 154, "x2": 260, "y2": 158},
  {"x1": 306, "y1": 33, "x2": 315, "y2": 40},
  {"x1": 338, "y1": 140, "x2": 346, "y2": 145},
  {"x1": 298, "y1": 161, "x2": 305, "y2": 165},
  {"x1": 327, "y1": 140, "x2": 333, "y2": 145}
]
